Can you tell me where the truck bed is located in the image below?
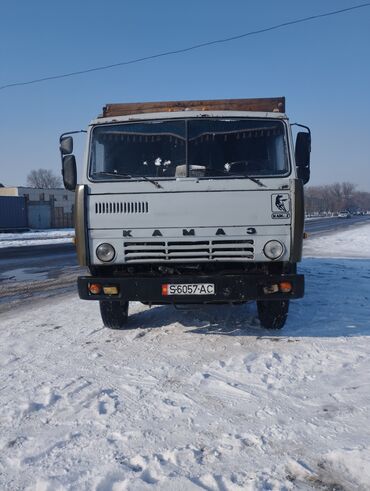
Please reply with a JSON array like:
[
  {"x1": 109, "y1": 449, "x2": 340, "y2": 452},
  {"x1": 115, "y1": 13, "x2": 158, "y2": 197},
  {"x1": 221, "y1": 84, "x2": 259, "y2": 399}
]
[{"x1": 101, "y1": 97, "x2": 285, "y2": 118}]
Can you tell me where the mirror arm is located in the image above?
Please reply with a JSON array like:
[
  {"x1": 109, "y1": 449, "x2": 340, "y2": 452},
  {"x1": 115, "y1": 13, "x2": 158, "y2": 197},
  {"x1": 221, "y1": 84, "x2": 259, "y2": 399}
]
[
  {"x1": 59, "y1": 130, "x2": 87, "y2": 142},
  {"x1": 290, "y1": 122, "x2": 311, "y2": 137},
  {"x1": 59, "y1": 130, "x2": 87, "y2": 162}
]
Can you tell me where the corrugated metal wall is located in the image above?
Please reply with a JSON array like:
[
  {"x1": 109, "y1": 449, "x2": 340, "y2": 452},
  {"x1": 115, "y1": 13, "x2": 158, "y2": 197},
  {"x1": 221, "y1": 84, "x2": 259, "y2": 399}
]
[{"x1": 0, "y1": 196, "x2": 28, "y2": 230}]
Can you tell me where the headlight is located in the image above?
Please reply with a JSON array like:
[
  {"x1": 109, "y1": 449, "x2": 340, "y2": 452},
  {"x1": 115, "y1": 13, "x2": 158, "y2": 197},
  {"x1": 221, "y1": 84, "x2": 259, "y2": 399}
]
[
  {"x1": 96, "y1": 243, "x2": 115, "y2": 262},
  {"x1": 263, "y1": 240, "x2": 284, "y2": 260}
]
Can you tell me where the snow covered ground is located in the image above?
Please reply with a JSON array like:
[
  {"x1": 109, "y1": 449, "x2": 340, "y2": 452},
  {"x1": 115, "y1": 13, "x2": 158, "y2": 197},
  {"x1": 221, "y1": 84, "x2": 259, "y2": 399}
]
[
  {"x1": 1, "y1": 226, "x2": 370, "y2": 490},
  {"x1": 0, "y1": 229, "x2": 74, "y2": 248},
  {"x1": 304, "y1": 222, "x2": 370, "y2": 259}
]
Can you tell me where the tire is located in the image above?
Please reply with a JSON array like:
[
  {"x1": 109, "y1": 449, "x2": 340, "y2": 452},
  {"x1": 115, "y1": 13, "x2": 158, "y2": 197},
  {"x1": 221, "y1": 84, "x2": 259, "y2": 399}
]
[
  {"x1": 257, "y1": 300, "x2": 289, "y2": 329},
  {"x1": 99, "y1": 300, "x2": 129, "y2": 329}
]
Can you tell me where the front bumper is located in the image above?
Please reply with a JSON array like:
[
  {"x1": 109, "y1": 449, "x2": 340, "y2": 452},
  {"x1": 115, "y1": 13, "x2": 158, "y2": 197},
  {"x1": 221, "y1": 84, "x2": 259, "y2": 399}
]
[{"x1": 78, "y1": 273, "x2": 304, "y2": 303}]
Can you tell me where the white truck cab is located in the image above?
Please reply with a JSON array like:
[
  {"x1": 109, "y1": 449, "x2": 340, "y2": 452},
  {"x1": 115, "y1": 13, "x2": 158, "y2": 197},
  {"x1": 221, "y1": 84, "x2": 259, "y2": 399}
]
[{"x1": 60, "y1": 97, "x2": 311, "y2": 329}]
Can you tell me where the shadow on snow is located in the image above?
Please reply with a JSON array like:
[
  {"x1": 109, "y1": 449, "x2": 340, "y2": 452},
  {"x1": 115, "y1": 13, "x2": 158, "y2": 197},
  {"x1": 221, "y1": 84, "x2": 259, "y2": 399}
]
[{"x1": 126, "y1": 258, "x2": 370, "y2": 338}]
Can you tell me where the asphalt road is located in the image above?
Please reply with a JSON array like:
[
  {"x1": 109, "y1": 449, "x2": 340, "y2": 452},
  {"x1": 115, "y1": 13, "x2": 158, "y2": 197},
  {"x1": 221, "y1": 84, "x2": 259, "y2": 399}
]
[
  {"x1": 0, "y1": 243, "x2": 77, "y2": 263},
  {"x1": 305, "y1": 214, "x2": 370, "y2": 235},
  {"x1": 0, "y1": 241, "x2": 80, "y2": 309},
  {"x1": 0, "y1": 243, "x2": 78, "y2": 282}
]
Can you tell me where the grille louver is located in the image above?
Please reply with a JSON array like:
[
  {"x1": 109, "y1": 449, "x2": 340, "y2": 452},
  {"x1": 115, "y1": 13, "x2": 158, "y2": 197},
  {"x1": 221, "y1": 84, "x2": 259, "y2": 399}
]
[
  {"x1": 123, "y1": 239, "x2": 254, "y2": 263},
  {"x1": 95, "y1": 201, "x2": 149, "y2": 214}
]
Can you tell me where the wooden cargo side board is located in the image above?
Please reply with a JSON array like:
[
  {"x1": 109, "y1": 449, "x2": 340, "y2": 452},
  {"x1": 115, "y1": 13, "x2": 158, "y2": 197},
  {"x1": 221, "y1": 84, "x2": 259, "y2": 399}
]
[{"x1": 102, "y1": 97, "x2": 285, "y2": 118}]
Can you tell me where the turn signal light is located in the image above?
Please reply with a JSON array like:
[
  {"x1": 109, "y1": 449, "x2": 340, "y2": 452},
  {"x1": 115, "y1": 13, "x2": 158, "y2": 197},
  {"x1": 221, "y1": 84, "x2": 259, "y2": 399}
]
[
  {"x1": 279, "y1": 281, "x2": 292, "y2": 293},
  {"x1": 88, "y1": 283, "x2": 102, "y2": 295}
]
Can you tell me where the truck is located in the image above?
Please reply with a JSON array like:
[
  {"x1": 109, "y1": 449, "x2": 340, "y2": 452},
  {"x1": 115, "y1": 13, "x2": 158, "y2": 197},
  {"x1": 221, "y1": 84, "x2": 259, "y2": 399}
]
[{"x1": 59, "y1": 97, "x2": 311, "y2": 330}]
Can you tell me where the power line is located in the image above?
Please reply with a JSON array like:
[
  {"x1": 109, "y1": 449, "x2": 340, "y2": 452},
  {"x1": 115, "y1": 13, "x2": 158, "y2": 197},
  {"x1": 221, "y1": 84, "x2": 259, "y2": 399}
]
[{"x1": 1, "y1": 2, "x2": 369, "y2": 91}]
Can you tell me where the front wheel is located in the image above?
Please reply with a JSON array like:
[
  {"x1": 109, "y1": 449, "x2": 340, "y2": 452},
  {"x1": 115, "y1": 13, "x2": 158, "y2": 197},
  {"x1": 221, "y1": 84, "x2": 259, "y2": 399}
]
[
  {"x1": 99, "y1": 300, "x2": 129, "y2": 329},
  {"x1": 257, "y1": 300, "x2": 289, "y2": 329}
]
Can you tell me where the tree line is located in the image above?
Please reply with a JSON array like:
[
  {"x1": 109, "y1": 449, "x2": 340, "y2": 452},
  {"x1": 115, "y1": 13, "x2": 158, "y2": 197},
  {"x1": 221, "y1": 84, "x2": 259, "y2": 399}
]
[{"x1": 305, "y1": 182, "x2": 370, "y2": 215}]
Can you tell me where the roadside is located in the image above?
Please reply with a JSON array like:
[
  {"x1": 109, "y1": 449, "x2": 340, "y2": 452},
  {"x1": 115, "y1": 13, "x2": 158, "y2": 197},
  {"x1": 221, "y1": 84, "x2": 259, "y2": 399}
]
[
  {"x1": 303, "y1": 221, "x2": 370, "y2": 258},
  {"x1": 0, "y1": 271, "x2": 80, "y2": 314},
  {"x1": 1, "y1": 216, "x2": 369, "y2": 250},
  {"x1": 1, "y1": 222, "x2": 370, "y2": 314}
]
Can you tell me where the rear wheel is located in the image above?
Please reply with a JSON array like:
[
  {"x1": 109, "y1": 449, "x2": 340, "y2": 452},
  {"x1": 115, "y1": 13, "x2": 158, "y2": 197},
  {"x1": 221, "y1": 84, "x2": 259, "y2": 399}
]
[
  {"x1": 257, "y1": 300, "x2": 289, "y2": 329},
  {"x1": 99, "y1": 300, "x2": 129, "y2": 329}
]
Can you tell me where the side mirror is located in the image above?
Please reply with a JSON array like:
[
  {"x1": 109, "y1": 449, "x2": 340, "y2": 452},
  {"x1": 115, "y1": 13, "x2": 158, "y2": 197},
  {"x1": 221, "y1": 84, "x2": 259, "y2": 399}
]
[
  {"x1": 60, "y1": 136, "x2": 73, "y2": 155},
  {"x1": 295, "y1": 131, "x2": 311, "y2": 184},
  {"x1": 62, "y1": 155, "x2": 77, "y2": 190}
]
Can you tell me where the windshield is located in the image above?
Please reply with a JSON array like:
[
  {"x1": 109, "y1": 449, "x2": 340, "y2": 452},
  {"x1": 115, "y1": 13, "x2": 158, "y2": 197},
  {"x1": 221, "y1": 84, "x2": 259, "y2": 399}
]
[{"x1": 89, "y1": 118, "x2": 289, "y2": 180}]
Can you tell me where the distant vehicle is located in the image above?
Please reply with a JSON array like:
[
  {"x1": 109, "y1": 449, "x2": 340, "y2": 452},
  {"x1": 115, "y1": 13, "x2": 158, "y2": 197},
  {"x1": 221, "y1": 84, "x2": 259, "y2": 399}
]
[{"x1": 338, "y1": 211, "x2": 351, "y2": 218}]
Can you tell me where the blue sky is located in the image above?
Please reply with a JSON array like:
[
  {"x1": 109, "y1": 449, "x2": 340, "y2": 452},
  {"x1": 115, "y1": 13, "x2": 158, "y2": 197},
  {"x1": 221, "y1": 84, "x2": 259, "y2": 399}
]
[{"x1": 1, "y1": 0, "x2": 369, "y2": 189}]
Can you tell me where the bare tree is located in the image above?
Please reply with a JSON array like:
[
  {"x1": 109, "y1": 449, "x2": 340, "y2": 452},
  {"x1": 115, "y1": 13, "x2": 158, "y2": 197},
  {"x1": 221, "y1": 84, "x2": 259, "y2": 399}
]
[
  {"x1": 355, "y1": 191, "x2": 370, "y2": 210},
  {"x1": 329, "y1": 183, "x2": 343, "y2": 211},
  {"x1": 342, "y1": 182, "x2": 357, "y2": 209},
  {"x1": 27, "y1": 169, "x2": 62, "y2": 189}
]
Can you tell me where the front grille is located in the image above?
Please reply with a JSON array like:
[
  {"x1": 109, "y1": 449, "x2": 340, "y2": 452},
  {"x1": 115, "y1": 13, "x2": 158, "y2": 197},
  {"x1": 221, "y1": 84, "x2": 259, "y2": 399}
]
[
  {"x1": 95, "y1": 201, "x2": 149, "y2": 214},
  {"x1": 123, "y1": 239, "x2": 254, "y2": 263}
]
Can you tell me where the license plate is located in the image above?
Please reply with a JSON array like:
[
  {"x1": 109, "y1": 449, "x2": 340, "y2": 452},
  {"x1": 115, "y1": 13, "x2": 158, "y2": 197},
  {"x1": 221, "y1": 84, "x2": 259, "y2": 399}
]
[{"x1": 162, "y1": 283, "x2": 215, "y2": 296}]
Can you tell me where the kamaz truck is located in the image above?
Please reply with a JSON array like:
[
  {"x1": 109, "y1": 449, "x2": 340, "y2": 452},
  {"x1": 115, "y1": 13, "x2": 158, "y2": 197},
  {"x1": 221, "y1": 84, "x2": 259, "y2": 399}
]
[{"x1": 60, "y1": 97, "x2": 311, "y2": 329}]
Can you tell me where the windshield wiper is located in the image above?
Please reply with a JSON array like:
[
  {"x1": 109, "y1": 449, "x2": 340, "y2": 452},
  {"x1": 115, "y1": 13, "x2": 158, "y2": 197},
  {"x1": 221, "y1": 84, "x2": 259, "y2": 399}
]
[
  {"x1": 243, "y1": 175, "x2": 266, "y2": 187},
  {"x1": 93, "y1": 171, "x2": 163, "y2": 189},
  {"x1": 223, "y1": 161, "x2": 266, "y2": 187}
]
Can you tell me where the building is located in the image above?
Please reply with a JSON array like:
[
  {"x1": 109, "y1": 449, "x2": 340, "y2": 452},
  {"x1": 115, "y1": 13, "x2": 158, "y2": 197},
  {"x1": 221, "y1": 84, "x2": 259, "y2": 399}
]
[{"x1": 0, "y1": 187, "x2": 74, "y2": 229}]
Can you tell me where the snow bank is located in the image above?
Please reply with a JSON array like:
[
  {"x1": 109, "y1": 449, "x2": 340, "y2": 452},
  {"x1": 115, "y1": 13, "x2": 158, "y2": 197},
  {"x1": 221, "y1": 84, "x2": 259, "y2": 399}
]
[
  {"x1": 304, "y1": 222, "x2": 370, "y2": 258},
  {"x1": 0, "y1": 229, "x2": 74, "y2": 248}
]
